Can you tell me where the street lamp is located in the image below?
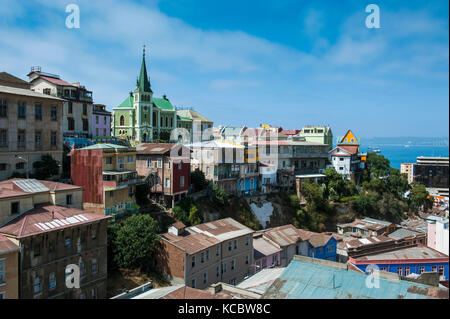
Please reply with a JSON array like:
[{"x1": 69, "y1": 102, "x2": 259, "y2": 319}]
[{"x1": 14, "y1": 155, "x2": 29, "y2": 179}]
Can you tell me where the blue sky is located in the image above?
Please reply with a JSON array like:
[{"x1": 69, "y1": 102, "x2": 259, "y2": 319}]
[{"x1": 0, "y1": 0, "x2": 448, "y2": 138}]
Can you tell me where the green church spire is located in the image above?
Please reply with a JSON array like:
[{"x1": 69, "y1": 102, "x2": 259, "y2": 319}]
[{"x1": 137, "y1": 45, "x2": 152, "y2": 92}]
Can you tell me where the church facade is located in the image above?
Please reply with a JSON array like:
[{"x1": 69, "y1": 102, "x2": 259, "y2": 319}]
[{"x1": 112, "y1": 49, "x2": 182, "y2": 143}]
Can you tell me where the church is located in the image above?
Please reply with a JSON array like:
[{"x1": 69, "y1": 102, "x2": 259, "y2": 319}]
[{"x1": 112, "y1": 47, "x2": 179, "y2": 143}]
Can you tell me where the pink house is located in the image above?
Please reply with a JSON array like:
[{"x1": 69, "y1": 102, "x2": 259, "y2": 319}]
[
  {"x1": 253, "y1": 235, "x2": 282, "y2": 272},
  {"x1": 92, "y1": 104, "x2": 111, "y2": 137}
]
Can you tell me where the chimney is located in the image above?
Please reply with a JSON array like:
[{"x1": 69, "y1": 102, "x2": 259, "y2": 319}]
[
  {"x1": 51, "y1": 211, "x2": 55, "y2": 220},
  {"x1": 209, "y1": 283, "x2": 222, "y2": 295}
]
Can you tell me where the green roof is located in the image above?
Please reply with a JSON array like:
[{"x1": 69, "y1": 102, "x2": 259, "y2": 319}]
[
  {"x1": 117, "y1": 95, "x2": 133, "y2": 108},
  {"x1": 137, "y1": 52, "x2": 152, "y2": 93},
  {"x1": 177, "y1": 115, "x2": 192, "y2": 122},
  {"x1": 153, "y1": 97, "x2": 175, "y2": 111}
]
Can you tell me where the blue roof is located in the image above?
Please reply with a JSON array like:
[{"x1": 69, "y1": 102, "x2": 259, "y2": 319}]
[{"x1": 262, "y1": 257, "x2": 443, "y2": 299}]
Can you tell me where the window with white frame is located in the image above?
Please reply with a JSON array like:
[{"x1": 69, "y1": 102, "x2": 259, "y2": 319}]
[
  {"x1": 157, "y1": 158, "x2": 162, "y2": 168},
  {"x1": 165, "y1": 178, "x2": 170, "y2": 188}
]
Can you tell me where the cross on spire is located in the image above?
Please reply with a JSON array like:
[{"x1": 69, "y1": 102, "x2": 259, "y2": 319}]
[{"x1": 143, "y1": 44, "x2": 146, "y2": 57}]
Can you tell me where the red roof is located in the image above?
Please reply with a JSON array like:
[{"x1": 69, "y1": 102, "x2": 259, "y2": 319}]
[
  {"x1": 0, "y1": 203, "x2": 110, "y2": 239},
  {"x1": 337, "y1": 145, "x2": 359, "y2": 155},
  {"x1": 0, "y1": 234, "x2": 19, "y2": 254},
  {"x1": 35, "y1": 74, "x2": 74, "y2": 87}
]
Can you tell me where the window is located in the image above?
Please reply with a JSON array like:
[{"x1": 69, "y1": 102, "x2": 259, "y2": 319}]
[
  {"x1": 127, "y1": 155, "x2": 133, "y2": 163},
  {"x1": 18, "y1": 101, "x2": 26, "y2": 118},
  {"x1": 106, "y1": 157, "x2": 112, "y2": 165},
  {"x1": 16, "y1": 162, "x2": 25, "y2": 170},
  {"x1": 201, "y1": 252, "x2": 204, "y2": 263},
  {"x1": 96, "y1": 128, "x2": 99, "y2": 136},
  {"x1": 234, "y1": 240, "x2": 238, "y2": 249},
  {"x1": 404, "y1": 267, "x2": 410, "y2": 276},
  {"x1": 203, "y1": 272, "x2": 208, "y2": 284},
  {"x1": 120, "y1": 115, "x2": 125, "y2": 126},
  {"x1": 91, "y1": 288, "x2": 97, "y2": 299},
  {"x1": 439, "y1": 266, "x2": 444, "y2": 276},
  {"x1": 231, "y1": 259, "x2": 235, "y2": 270},
  {"x1": 91, "y1": 227, "x2": 97, "y2": 240},
  {"x1": 68, "y1": 117, "x2": 75, "y2": 131},
  {"x1": 109, "y1": 191, "x2": 114, "y2": 198},
  {"x1": 432, "y1": 266, "x2": 437, "y2": 272},
  {"x1": 96, "y1": 116, "x2": 99, "y2": 124},
  {"x1": 51, "y1": 106, "x2": 57, "y2": 121},
  {"x1": 147, "y1": 159, "x2": 151, "y2": 168},
  {"x1": 216, "y1": 265, "x2": 220, "y2": 277},
  {"x1": 64, "y1": 89, "x2": 69, "y2": 97},
  {"x1": 157, "y1": 158, "x2": 162, "y2": 168},
  {"x1": 49, "y1": 241, "x2": 55, "y2": 253},
  {"x1": 419, "y1": 266, "x2": 425, "y2": 274},
  {"x1": 49, "y1": 272, "x2": 56, "y2": 289},
  {"x1": 397, "y1": 267, "x2": 403, "y2": 276},
  {"x1": 206, "y1": 249, "x2": 210, "y2": 261},
  {"x1": 92, "y1": 259, "x2": 98, "y2": 274},
  {"x1": 11, "y1": 202, "x2": 19, "y2": 215},
  {"x1": 167, "y1": 161, "x2": 171, "y2": 170},
  {"x1": 222, "y1": 263, "x2": 227, "y2": 273},
  {"x1": 165, "y1": 178, "x2": 170, "y2": 188},
  {"x1": 0, "y1": 130, "x2": 7, "y2": 147},
  {"x1": 246, "y1": 236, "x2": 250, "y2": 246},
  {"x1": 66, "y1": 194, "x2": 73, "y2": 205},
  {"x1": 339, "y1": 158, "x2": 344, "y2": 161},
  {"x1": 68, "y1": 101, "x2": 73, "y2": 114},
  {"x1": 0, "y1": 292, "x2": 5, "y2": 299},
  {"x1": 191, "y1": 279, "x2": 196, "y2": 288},
  {"x1": 83, "y1": 103, "x2": 87, "y2": 115},
  {"x1": 104, "y1": 117, "x2": 107, "y2": 125},
  {"x1": 0, "y1": 259, "x2": 5, "y2": 284},
  {"x1": 51, "y1": 131, "x2": 57, "y2": 146},
  {"x1": 180, "y1": 176, "x2": 185, "y2": 187},
  {"x1": 191, "y1": 256, "x2": 196, "y2": 268},
  {"x1": 228, "y1": 241, "x2": 232, "y2": 251},
  {"x1": 82, "y1": 119, "x2": 89, "y2": 131},
  {"x1": 178, "y1": 162, "x2": 182, "y2": 170},
  {"x1": 0, "y1": 99, "x2": 7, "y2": 117},
  {"x1": 17, "y1": 130, "x2": 26, "y2": 147},
  {"x1": 35, "y1": 104, "x2": 42, "y2": 120},
  {"x1": 33, "y1": 277, "x2": 41, "y2": 294},
  {"x1": 33, "y1": 243, "x2": 41, "y2": 257},
  {"x1": 0, "y1": 164, "x2": 6, "y2": 171},
  {"x1": 35, "y1": 131, "x2": 42, "y2": 148},
  {"x1": 65, "y1": 237, "x2": 71, "y2": 248},
  {"x1": 216, "y1": 245, "x2": 220, "y2": 256},
  {"x1": 246, "y1": 255, "x2": 249, "y2": 265},
  {"x1": 103, "y1": 128, "x2": 107, "y2": 136},
  {"x1": 128, "y1": 187, "x2": 133, "y2": 198},
  {"x1": 380, "y1": 267, "x2": 387, "y2": 271}
]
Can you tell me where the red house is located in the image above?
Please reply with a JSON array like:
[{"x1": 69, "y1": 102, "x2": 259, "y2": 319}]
[{"x1": 135, "y1": 143, "x2": 190, "y2": 207}]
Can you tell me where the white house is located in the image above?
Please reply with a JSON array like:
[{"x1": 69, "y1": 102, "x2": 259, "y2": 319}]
[
  {"x1": 329, "y1": 146, "x2": 353, "y2": 179},
  {"x1": 259, "y1": 163, "x2": 277, "y2": 193}
]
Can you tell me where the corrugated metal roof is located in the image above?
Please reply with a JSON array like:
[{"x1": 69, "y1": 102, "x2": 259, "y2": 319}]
[
  {"x1": 237, "y1": 268, "x2": 285, "y2": 294},
  {"x1": 262, "y1": 258, "x2": 445, "y2": 299}
]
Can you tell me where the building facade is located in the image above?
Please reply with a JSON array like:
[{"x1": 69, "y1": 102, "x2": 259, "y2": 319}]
[
  {"x1": 400, "y1": 163, "x2": 416, "y2": 184},
  {"x1": 0, "y1": 73, "x2": 64, "y2": 181},
  {"x1": 427, "y1": 217, "x2": 449, "y2": 256},
  {"x1": 92, "y1": 104, "x2": 111, "y2": 138},
  {"x1": 414, "y1": 156, "x2": 449, "y2": 192},
  {"x1": 70, "y1": 144, "x2": 140, "y2": 218},
  {"x1": 135, "y1": 143, "x2": 190, "y2": 207},
  {"x1": 27, "y1": 67, "x2": 93, "y2": 138},
  {"x1": 0, "y1": 204, "x2": 110, "y2": 299},
  {"x1": 157, "y1": 218, "x2": 254, "y2": 289},
  {"x1": 299, "y1": 126, "x2": 333, "y2": 150},
  {"x1": 0, "y1": 234, "x2": 19, "y2": 299}
]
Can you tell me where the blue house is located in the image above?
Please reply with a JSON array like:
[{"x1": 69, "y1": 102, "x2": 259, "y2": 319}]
[
  {"x1": 349, "y1": 246, "x2": 449, "y2": 284},
  {"x1": 306, "y1": 233, "x2": 337, "y2": 262},
  {"x1": 262, "y1": 256, "x2": 449, "y2": 299}
]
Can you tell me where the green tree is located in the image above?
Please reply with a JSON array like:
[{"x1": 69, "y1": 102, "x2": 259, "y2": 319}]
[
  {"x1": 190, "y1": 169, "x2": 209, "y2": 192},
  {"x1": 210, "y1": 183, "x2": 228, "y2": 207},
  {"x1": 172, "y1": 197, "x2": 203, "y2": 226},
  {"x1": 33, "y1": 154, "x2": 59, "y2": 180},
  {"x1": 386, "y1": 168, "x2": 410, "y2": 199},
  {"x1": 410, "y1": 183, "x2": 434, "y2": 212},
  {"x1": 365, "y1": 153, "x2": 391, "y2": 180},
  {"x1": 108, "y1": 214, "x2": 160, "y2": 272}
]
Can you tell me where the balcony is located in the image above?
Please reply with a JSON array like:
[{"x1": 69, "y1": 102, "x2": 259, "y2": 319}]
[{"x1": 103, "y1": 170, "x2": 142, "y2": 190}]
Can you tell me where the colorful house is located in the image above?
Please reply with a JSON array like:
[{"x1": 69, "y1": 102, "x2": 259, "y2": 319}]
[
  {"x1": 92, "y1": 104, "x2": 111, "y2": 138},
  {"x1": 348, "y1": 246, "x2": 449, "y2": 285},
  {"x1": 70, "y1": 144, "x2": 141, "y2": 218}
]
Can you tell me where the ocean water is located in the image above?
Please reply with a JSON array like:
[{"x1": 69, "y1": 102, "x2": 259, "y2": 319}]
[{"x1": 359, "y1": 144, "x2": 449, "y2": 169}]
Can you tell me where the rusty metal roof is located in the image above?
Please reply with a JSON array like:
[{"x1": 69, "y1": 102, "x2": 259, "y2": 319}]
[{"x1": 160, "y1": 218, "x2": 253, "y2": 255}]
